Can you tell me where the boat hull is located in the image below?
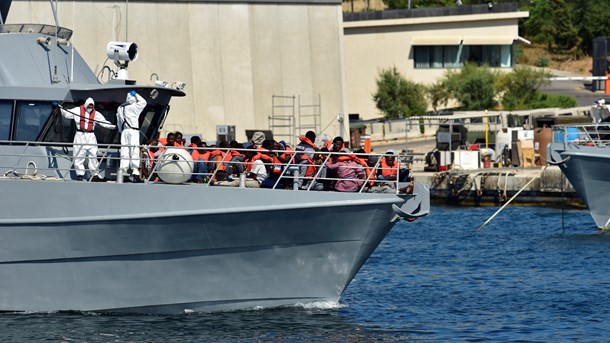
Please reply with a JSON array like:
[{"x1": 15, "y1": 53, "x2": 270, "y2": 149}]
[
  {"x1": 0, "y1": 180, "x2": 405, "y2": 313},
  {"x1": 549, "y1": 142, "x2": 610, "y2": 228}
]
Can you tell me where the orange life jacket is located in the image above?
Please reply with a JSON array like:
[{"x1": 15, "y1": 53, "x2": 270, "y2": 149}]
[
  {"x1": 199, "y1": 151, "x2": 211, "y2": 162},
  {"x1": 380, "y1": 158, "x2": 398, "y2": 178},
  {"x1": 208, "y1": 150, "x2": 227, "y2": 172},
  {"x1": 336, "y1": 154, "x2": 374, "y2": 185},
  {"x1": 270, "y1": 155, "x2": 284, "y2": 174},
  {"x1": 244, "y1": 152, "x2": 262, "y2": 172},
  {"x1": 79, "y1": 106, "x2": 96, "y2": 132},
  {"x1": 294, "y1": 137, "x2": 318, "y2": 177},
  {"x1": 223, "y1": 150, "x2": 245, "y2": 174},
  {"x1": 279, "y1": 146, "x2": 294, "y2": 162},
  {"x1": 297, "y1": 136, "x2": 316, "y2": 150},
  {"x1": 192, "y1": 149, "x2": 200, "y2": 161}
]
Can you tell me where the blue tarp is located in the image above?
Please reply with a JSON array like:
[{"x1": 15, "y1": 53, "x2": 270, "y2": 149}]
[{"x1": 554, "y1": 127, "x2": 580, "y2": 142}]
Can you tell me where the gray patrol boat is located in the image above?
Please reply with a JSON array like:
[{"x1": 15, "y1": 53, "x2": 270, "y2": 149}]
[
  {"x1": 0, "y1": 1, "x2": 429, "y2": 313},
  {"x1": 548, "y1": 106, "x2": 610, "y2": 229}
]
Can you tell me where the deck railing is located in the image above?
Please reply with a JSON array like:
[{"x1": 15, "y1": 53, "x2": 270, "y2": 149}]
[
  {"x1": 0, "y1": 140, "x2": 413, "y2": 194},
  {"x1": 552, "y1": 123, "x2": 610, "y2": 148}
]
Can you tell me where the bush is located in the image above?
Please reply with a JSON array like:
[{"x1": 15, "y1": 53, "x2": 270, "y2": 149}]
[
  {"x1": 443, "y1": 63, "x2": 498, "y2": 110},
  {"x1": 373, "y1": 66, "x2": 428, "y2": 119},
  {"x1": 498, "y1": 67, "x2": 551, "y2": 110},
  {"x1": 531, "y1": 92, "x2": 578, "y2": 108},
  {"x1": 536, "y1": 56, "x2": 550, "y2": 67}
]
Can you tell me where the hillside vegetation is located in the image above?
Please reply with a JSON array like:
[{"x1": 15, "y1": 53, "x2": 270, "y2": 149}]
[{"x1": 375, "y1": 0, "x2": 610, "y2": 74}]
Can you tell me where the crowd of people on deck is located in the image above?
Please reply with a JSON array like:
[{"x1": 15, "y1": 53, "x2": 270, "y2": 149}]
[
  {"x1": 53, "y1": 95, "x2": 412, "y2": 191},
  {"x1": 140, "y1": 130, "x2": 413, "y2": 192}
]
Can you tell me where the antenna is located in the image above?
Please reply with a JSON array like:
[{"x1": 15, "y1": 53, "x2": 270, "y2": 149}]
[{"x1": 125, "y1": 0, "x2": 129, "y2": 41}]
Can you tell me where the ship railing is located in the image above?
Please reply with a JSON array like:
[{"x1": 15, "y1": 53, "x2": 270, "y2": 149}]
[
  {"x1": 552, "y1": 123, "x2": 610, "y2": 148},
  {"x1": 0, "y1": 141, "x2": 413, "y2": 193},
  {"x1": 0, "y1": 140, "x2": 123, "y2": 181},
  {"x1": 0, "y1": 24, "x2": 73, "y2": 39},
  {"x1": 144, "y1": 145, "x2": 412, "y2": 193}
]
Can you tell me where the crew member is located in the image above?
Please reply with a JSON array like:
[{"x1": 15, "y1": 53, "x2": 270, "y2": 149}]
[
  {"x1": 117, "y1": 90, "x2": 147, "y2": 181},
  {"x1": 55, "y1": 98, "x2": 116, "y2": 181}
]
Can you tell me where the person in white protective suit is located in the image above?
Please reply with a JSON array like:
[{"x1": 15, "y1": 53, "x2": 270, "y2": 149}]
[
  {"x1": 57, "y1": 97, "x2": 116, "y2": 181},
  {"x1": 116, "y1": 90, "x2": 147, "y2": 181}
]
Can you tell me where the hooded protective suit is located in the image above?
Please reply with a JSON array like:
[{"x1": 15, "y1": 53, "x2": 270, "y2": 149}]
[
  {"x1": 116, "y1": 92, "x2": 147, "y2": 173},
  {"x1": 60, "y1": 97, "x2": 116, "y2": 178}
]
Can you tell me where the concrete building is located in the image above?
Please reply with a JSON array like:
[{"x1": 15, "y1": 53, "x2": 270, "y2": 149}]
[
  {"x1": 6, "y1": 0, "x2": 348, "y2": 145},
  {"x1": 343, "y1": 3, "x2": 529, "y2": 120}
]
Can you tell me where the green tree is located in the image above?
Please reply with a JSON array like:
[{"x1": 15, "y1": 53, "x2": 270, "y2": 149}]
[
  {"x1": 427, "y1": 80, "x2": 450, "y2": 113},
  {"x1": 443, "y1": 63, "x2": 498, "y2": 110},
  {"x1": 523, "y1": 0, "x2": 580, "y2": 53},
  {"x1": 573, "y1": 0, "x2": 610, "y2": 55},
  {"x1": 372, "y1": 66, "x2": 427, "y2": 119},
  {"x1": 498, "y1": 67, "x2": 551, "y2": 111},
  {"x1": 382, "y1": 0, "x2": 528, "y2": 10}
]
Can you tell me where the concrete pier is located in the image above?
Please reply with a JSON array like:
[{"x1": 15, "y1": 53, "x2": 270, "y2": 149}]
[{"x1": 412, "y1": 166, "x2": 585, "y2": 207}]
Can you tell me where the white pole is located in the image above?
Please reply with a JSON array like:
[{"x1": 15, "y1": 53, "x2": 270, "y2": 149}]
[
  {"x1": 477, "y1": 166, "x2": 548, "y2": 231},
  {"x1": 70, "y1": 0, "x2": 75, "y2": 83}
]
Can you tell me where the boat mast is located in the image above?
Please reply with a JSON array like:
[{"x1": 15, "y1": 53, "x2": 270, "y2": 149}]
[
  {"x1": 70, "y1": 0, "x2": 75, "y2": 83},
  {"x1": 50, "y1": 0, "x2": 61, "y2": 83}
]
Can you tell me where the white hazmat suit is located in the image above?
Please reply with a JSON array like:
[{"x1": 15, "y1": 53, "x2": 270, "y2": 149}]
[
  {"x1": 116, "y1": 91, "x2": 147, "y2": 174},
  {"x1": 60, "y1": 97, "x2": 116, "y2": 179}
]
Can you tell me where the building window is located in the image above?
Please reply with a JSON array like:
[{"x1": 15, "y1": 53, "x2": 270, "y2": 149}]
[{"x1": 414, "y1": 45, "x2": 513, "y2": 69}]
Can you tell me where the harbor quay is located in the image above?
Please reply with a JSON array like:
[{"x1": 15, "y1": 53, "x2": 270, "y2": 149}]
[{"x1": 411, "y1": 166, "x2": 584, "y2": 207}]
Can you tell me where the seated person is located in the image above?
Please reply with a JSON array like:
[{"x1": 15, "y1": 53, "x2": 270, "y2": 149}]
[
  {"x1": 325, "y1": 147, "x2": 365, "y2": 192},
  {"x1": 377, "y1": 151, "x2": 409, "y2": 186},
  {"x1": 142, "y1": 139, "x2": 162, "y2": 181},
  {"x1": 225, "y1": 141, "x2": 246, "y2": 178},
  {"x1": 243, "y1": 149, "x2": 267, "y2": 187},
  {"x1": 260, "y1": 140, "x2": 286, "y2": 189},
  {"x1": 191, "y1": 141, "x2": 210, "y2": 183},
  {"x1": 174, "y1": 131, "x2": 185, "y2": 147}
]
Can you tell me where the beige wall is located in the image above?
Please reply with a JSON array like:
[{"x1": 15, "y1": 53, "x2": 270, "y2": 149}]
[
  {"x1": 343, "y1": 12, "x2": 528, "y2": 120},
  {"x1": 342, "y1": 0, "x2": 385, "y2": 13},
  {"x1": 8, "y1": 1, "x2": 347, "y2": 145}
]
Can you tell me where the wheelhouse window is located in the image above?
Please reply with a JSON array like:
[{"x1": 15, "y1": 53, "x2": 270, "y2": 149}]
[
  {"x1": 14, "y1": 101, "x2": 53, "y2": 142},
  {"x1": 414, "y1": 44, "x2": 513, "y2": 69},
  {"x1": 42, "y1": 102, "x2": 119, "y2": 144},
  {"x1": 140, "y1": 105, "x2": 168, "y2": 144},
  {"x1": 0, "y1": 101, "x2": 12, "y2": 140}
]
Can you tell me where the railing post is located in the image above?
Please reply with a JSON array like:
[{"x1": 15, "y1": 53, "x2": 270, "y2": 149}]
[
  {"x1": 293, "y1": 169, "x2": 299, "y2": 190},
  {"x1": 239, "y1": 172, "x2": 246, "y2": 188}
]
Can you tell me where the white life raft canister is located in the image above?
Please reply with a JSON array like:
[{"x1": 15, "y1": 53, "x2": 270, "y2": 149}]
[{"x1": 156, "y1": 148, "x2": 194, "y2": 184}]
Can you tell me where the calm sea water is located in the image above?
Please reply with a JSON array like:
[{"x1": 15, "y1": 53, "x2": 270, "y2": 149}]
[{"x1": 2, "y1": 206, "x2": 609, "y2": 342}]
